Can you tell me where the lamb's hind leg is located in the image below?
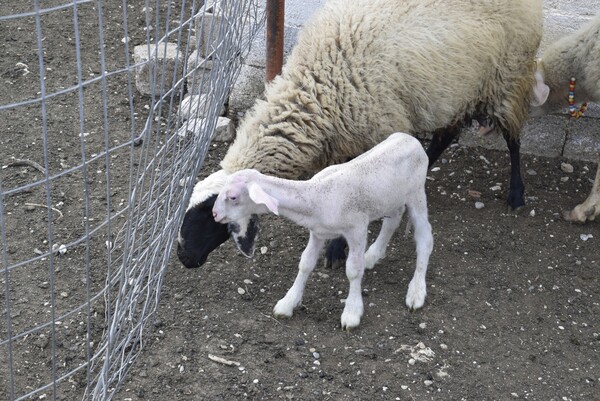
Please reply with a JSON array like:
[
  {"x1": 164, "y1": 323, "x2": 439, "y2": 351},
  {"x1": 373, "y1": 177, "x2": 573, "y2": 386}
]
[
  {"x1": 405, "y1": 194, "x2": 433, "y2": 310},
  {"x1": 564, "y1": 153, "x2": 600, "y2": 223},
  {"x1": 273, "y1": 233, "x2": 325, "y2": 318},
  {"x1": 364, "y1": 206, "x2": 404, "y2": 270}
]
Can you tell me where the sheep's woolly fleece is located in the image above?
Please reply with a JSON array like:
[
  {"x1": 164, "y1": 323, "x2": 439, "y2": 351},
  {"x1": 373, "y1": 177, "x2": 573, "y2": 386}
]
[
  {"x1": 221, "y1": 0, "x2": 543, "y2": 179},
  {"x1": 535, "y1": 13, "x2": 600, "y2": 113}
]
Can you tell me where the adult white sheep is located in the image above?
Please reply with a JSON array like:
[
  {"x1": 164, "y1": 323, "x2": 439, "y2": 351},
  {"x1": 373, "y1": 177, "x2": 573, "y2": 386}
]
[
  {"x1": 532, "y1": 13, "x2": 600, "y2": 223},
  {"x1": 212, "y1": 133, "x2": 433, "y2": 329},
  {"x1": 177, "y1": 0, "x2": 543, "y2": 269}
]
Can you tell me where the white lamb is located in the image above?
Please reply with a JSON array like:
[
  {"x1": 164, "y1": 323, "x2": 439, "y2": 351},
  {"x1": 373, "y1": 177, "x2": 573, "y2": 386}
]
[{"x1": 211, "y1": 133, "x2": 433, "y2": 329}]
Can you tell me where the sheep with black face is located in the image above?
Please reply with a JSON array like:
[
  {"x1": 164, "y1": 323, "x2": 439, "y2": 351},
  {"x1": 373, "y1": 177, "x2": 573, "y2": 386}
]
[{"x1": 178, "y1": 0, "x2": 543, "y2": 269}]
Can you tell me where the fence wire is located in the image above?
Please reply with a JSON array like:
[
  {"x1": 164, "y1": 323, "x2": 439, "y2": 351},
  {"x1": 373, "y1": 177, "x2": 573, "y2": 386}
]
[{"x1": 0, "y1": 0, "x2": 265, "y2": 399}]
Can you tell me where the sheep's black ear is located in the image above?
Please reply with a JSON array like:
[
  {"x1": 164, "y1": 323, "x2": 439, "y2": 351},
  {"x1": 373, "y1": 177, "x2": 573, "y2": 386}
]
[{"x1": 228, "y1": 214, "x2": 259, "y2": 258}]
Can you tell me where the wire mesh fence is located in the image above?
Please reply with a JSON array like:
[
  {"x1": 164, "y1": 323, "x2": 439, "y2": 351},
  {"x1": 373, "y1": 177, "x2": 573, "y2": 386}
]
[{"x1": 0, "y1": 0, "x2": 265, "y2": 399}]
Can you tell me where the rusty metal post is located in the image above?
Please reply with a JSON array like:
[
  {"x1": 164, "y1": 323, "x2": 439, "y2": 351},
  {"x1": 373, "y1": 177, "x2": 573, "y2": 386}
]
[{"x1": 265, "y1": 0, "x2": 285, "y2": 82}]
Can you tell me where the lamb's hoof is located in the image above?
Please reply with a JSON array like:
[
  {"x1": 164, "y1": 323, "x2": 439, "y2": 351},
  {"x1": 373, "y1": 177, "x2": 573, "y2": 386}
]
[
  {"x1": 273, "y1": 300, "x2": 295, "y2": 318},
  {"x1": 340, "y1": 312, "x2": 361, "y2": 330},
  {"x1": 340, "y1": 300, "x2": 363, "y2": 330},
  {"x1": 405, "y1": 280, "x2": 426, "y2": 311}
]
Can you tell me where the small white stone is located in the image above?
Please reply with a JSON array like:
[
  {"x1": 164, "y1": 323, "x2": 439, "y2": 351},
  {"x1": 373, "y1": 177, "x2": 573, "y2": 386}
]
[
  {"x1": 408, "y1": 358, "x2": 416, "y2": 365},
  {"x1": 580, "y1": 234, "x2": 593, "y2": 241},
  {"x1": 237, "y1": 287, "x2": 246, "y2": 295},
  {"x1": 490, "y1": 185, "x2": 501, "y2": 191},
  {"x1": 260, "y1": 246, "x2": 268, "y2": 254},
  {"x1": 424, "y1": 380, "x2": 433, "y2": 386},
  {"x1": 419, "y1": 322, "x2": 427, "y2": 329},
  {"x1": 529, "y1": 209, "x2": 535, "y2": 217},
  {"x1": 440, "y1": 344, "x2": 448, "y2": 350},
  {"x1": 475, "y1": 202, "x2": 485, "y2": 209},
  {"x1": 58, "y1": 244, "x2": 67, "y2": 255},
  {"x1": 243, "y1": 279, "x2": 253, "y2": 285},
  {"x1": 560, "y1": 162, "x2": 574, "y2": 173},
  {"x1": 430, "y1": 167, "x2": 440, "y2": 172},
  {"x1": 401, "y1": 385, "x2": 408, "y2": 390}
]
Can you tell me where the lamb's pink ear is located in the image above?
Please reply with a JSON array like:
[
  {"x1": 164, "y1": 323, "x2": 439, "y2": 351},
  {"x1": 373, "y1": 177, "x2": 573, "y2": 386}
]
[
  {"x1": 531, "y1": 70, "x2": 550, "y2": 107},
  {"x1": 247, "y1": 182, "x2": 279, "y2": 215}
]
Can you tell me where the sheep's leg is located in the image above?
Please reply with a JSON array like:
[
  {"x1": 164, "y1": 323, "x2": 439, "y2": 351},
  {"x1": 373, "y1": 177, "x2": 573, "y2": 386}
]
[
  {"x1": 503, "y1": 133, "x2": 525, "y2": 210},
  {"x1": 564, "y1": 154, "x2": 600, "y2": 223},
  {"x1": 425, "y1": 125, "x2": 461, "y2": 167},
  {"x1": 364, "y1": 207, "x2": 404, "y2": 270},
  {"x1": 341, "y1": 231, "x2": 367, "y2": 330},
  {"x1": 324, "y1": 237, "x2": 347, "y2": 269},
  {"x1": 405, "y1": 196, "x2": 433, "y2": 310},
  {"x1": 273, "y1": 233, "x2": 325, "y2": 318}
]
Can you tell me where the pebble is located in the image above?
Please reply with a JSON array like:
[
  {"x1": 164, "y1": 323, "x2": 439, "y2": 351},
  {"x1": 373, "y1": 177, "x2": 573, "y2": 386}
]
[
  {"x1": 580, "y1": 234, "x2": 593, "y2": 241},
  {"x1": 408, "y1": 358, "x2": 416, "y2": 365},
  {"x1": 260, "y1": 246, "x2": 268, "y2": 254},
  {"x1": 424, "y1": 380, "x2": 433, "y2": 386},
  {"x1": 527, "y1": 169, "x2": 537, "y2": 176},
  {"x1": 25, "y1": 204, "x2": 36, "y2": 211},
  {"x1": 529, "y1": 209, "x2": 535, "y2": 217},
  {"x1": 313, "y1": 352, "x2": 320, "y2": 359},
  {"x1": 440, "y1": 343, "x2": 448, "y2": 350},
  {"x1": 475, "y1": 202, "x2": 485, "y2": 209},
  {"x1": 560, "y1": 176, "x2": 569, "y2": 183},
  {"x1": 237, "y1": 287, "x2": 246, "y2": 295},
  {"x1": 560, "y1": 162, "x2": 574, "y2": 173},
  {"x1": 419, "y1": 322, "x2": 427, "y2": 329}
]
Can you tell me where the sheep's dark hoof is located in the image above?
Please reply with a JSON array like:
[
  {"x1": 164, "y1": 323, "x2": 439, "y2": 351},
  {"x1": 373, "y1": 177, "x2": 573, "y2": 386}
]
[
  {"x1": 506, "y1": 204, "x2": 525, "y2": 215},
  {"x1": 506, "y1": 190, "x2": 525, "y2": 211},
  {"x1": 324, "y1": 237, "x2": 347, "y2": 269}
]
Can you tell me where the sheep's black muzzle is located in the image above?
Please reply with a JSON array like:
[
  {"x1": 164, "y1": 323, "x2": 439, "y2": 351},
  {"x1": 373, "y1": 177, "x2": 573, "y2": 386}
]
[{"x1": 177, "y1": 194, "x2": 230, "y2": 268}]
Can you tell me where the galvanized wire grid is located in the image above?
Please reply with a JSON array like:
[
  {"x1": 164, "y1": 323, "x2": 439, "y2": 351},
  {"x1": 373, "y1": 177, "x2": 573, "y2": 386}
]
[{"x1": 0, "y1": 0, "x2": 265, "y2": 399}]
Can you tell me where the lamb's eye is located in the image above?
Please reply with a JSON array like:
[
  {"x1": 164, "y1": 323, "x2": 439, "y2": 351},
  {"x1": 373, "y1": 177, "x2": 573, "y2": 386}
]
[{"x1": 229, "y1": 196, "x2": 237, "y2": 202}]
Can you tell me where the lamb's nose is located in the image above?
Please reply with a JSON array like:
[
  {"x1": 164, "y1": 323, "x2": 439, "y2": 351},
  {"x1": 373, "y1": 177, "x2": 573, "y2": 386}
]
[{"x1": 212, "y1": 211, "x2": 217, "y2": 219}]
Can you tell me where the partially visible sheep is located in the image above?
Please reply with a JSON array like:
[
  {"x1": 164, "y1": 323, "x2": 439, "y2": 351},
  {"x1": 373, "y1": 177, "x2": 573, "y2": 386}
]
[
  {"x1": 178, "y1": 0, "x2": 543, "y2": 269},
  {"x1": 212, "y1": 133, "x2": 433, "y2": 329},
  {"x1": 532, "y1": 13, "x2": 600, "y2": 223}
]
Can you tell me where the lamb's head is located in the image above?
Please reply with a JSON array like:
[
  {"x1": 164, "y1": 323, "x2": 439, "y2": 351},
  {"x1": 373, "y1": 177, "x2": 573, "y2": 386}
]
[{"x1": 213, "y1": 169, "x2": 279, "y2": 258}]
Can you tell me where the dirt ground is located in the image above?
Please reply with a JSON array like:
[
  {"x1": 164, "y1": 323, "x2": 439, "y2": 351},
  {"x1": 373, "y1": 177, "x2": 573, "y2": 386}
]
[
  {"x1": 118, "y1": 141, "x2": 600, "y2": 401},
  {"x1": 1, "y1": 1, "x2": 600, "y2": 400}
]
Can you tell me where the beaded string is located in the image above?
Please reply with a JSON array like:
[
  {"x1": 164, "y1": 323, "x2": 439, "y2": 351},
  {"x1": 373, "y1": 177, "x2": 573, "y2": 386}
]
[{"x1": 568, "y1": 77, "x2": 588, "y2": 118}]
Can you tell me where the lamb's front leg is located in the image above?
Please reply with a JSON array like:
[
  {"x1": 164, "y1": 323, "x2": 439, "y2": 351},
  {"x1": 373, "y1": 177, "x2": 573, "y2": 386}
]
[
  {"x1": 273, "y1": 233, "x2": 324, "y2": 318},
  {"x1": 341, "y1": 233, "x2": 367, "y2": 329}
]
